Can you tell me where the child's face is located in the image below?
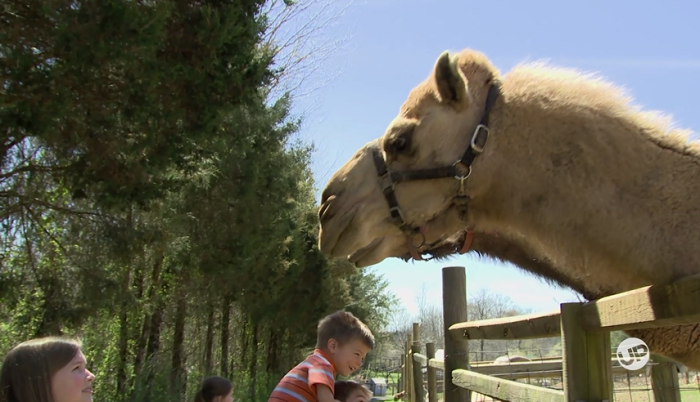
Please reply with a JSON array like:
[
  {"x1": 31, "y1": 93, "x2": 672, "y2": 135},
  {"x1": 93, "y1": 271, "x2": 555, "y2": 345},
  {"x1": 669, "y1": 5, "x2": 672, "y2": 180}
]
[
  {"x1": 327, "y1": 338, "x2": 371, "y2": 377},
  {"x1": 344, "y1": 389, "x2": 370, "y2": 402}
]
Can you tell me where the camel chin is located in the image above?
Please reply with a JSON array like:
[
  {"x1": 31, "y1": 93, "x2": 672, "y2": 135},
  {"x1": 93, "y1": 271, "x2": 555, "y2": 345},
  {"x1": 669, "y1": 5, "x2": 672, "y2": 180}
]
[
  {"x1": 347, "y1": 235, "x2": 431, "y2": 268},
  {"x1": 346, "y1": 238, "x2": 386, "y2": 267}
]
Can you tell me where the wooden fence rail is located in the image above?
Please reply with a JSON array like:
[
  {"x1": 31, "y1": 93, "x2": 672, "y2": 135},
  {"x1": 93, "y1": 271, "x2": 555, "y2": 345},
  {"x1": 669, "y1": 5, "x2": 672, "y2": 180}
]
[{"x1": 395, "y1": 266, "x2": 700, "y2": 402}]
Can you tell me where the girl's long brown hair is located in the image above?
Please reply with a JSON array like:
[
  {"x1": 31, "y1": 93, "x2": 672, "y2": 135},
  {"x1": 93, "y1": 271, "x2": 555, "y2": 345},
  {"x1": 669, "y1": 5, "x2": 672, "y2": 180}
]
[{"x1": 0, "y1": 337, "x2": 82, "y2": 402}]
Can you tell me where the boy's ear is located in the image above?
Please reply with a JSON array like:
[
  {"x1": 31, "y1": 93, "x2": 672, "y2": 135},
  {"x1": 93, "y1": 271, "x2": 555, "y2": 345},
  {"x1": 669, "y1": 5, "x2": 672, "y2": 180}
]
[{"x1": 327, "y1": 338, "x2": 338, "y2": 352}]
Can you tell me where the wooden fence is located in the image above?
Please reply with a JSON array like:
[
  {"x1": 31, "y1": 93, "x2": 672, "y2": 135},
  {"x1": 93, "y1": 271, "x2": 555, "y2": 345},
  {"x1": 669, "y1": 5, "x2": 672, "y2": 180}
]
[{"x1": 398, "y1": 266, "x2": 700, "y2": 402}]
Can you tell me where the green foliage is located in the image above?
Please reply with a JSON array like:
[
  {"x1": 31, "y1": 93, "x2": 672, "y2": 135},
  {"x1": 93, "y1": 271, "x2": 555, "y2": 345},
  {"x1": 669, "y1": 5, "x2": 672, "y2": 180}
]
[
  {"x1": 610, "y1": 330, "x2": 629, "y2": 349},
  {"x1": 0, "y1": 1, "x2": 399, "y2": 402},
  {"x1": 344, "y1": 267, "x2": 398, "y2": 338},
  {"x1": 0, "y1": 0, "x2": 272, "y2": 209}
]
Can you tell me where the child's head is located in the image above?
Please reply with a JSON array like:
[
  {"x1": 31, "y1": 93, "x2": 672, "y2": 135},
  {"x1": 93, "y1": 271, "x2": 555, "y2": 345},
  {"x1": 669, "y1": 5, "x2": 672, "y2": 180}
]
[
  {"x1": 334, "y1": 381, "x2": 372, "y2": 402},
  {"x1": 315, "y1": 310, "x2": 374, "y2": 377},
  {"x1": 0, "y1": 336, "x2": 95, "y2": 402},
  {"x1": 193, "y1": 376, "x2": 233, "y2": 402}
]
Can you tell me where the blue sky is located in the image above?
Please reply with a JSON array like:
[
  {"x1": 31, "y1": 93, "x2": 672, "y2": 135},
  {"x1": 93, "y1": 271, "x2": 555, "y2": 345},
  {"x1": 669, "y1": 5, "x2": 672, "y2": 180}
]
[{"x1": 287, "y1": 0, "x2": 700, "y2": 317}]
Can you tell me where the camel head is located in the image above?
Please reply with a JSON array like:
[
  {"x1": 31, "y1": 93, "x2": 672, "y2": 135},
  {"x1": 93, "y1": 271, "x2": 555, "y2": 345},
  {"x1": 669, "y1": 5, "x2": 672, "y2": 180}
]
[
  {"x1": 318, "y1": 47, "x2": 700, "y2": 371},
  {"x1": 318, "y1": 49, "x2": 501, "y2": 267}
]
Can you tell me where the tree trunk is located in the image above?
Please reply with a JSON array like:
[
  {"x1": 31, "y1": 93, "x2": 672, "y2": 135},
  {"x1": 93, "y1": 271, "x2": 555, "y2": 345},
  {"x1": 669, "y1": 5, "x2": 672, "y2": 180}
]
[
  {"x1": 250, "y1": 323, "x2": 259, "y2": 402},
  {"x1": 117, "y1": 265, "x2": 132, "y2": 394},
  {"x1": 133, "y1": 256, "x2": 171, "y2": 401},
  {"x1": 204, "y1": 298, "x2": 215, "y2": 374},
  {"x1": 266, "y1": 328, "x2": 280, "y2": 391},
  {"x1": 143, "y1": 264, "x2": 170, "y2": 388},
  {"x1": 133, "y1": 250, "x2": 165, "y2": 379},
  {"x1": 133, "y1": 257, "x2": 145, "y2": 301},
  {"x1": 220, "y1": 293, "x2": 232, "y2": 377},
  {"x1": 118, "y1": 208, "x2": 135, "y2": 396},
  {"x1": 170, "y1": 286, "x2": 188, "y2": 399},
  {"x1": 266, "y1": 328, "x2": 275, "y2": 372},
  {"x1": 240, "y1": 318, "x2": 249, "y2": 373}
]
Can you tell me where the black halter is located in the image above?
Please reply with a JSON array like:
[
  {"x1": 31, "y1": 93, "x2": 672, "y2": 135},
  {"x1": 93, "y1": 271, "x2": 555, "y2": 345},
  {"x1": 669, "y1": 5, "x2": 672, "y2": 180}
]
[{"x1": 370, "y1": 82, "x2": 501, "y2": 258}]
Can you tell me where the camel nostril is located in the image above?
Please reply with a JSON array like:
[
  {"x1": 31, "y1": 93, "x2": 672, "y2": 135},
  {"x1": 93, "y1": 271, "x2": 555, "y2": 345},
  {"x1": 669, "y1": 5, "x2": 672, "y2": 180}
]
[
  {"x1": 318, "y1": 195, "x2": 336, "y2": 223},
  {"x1": 321, "y1": 186, "x2": 335, "y2": 205},
  {"x1": 318, "y1": 203, "x2": 328, "y2": 221}
]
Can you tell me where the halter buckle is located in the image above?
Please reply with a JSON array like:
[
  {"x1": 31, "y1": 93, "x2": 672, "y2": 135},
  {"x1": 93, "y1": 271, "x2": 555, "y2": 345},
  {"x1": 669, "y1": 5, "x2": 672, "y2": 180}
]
[{"x1": 471, "y1": 124, "x2": 490, "y2": 154}]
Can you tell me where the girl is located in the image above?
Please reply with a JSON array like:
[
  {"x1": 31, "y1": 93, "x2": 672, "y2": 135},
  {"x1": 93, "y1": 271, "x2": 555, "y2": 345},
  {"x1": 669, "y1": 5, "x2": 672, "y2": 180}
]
[
  {"x1": 193, "y1": 376, "x2": 233, "y2": 402},
  {"x1": 334, "y1": 381, "x2": 372, "y2": 402},
  {"x1": 0, "y1": 336, "x2": 95, "y2": 402}
]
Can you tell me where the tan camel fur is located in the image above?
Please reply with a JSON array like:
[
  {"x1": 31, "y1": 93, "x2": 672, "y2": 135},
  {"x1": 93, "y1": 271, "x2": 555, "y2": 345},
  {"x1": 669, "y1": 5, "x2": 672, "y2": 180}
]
[
  {"x1": 493, "y1": 355, "x2": 532, "y2": 365},
  {"x1": 317, "y1": 48, "x2": 700, "y2": 369}
]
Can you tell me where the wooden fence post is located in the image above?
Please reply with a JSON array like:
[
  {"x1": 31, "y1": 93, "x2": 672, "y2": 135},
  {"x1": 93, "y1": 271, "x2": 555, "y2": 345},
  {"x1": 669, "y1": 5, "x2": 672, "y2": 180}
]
[
  {"x1": 404, "y1": 339, "x2": 409, "y2": 399},
  {"x1": 412, "y1": 322, "x2": 424, "y2": 402},
  {"x1": 399, "y1": 353, "x2": 404, "y2": 395},
  {"x1": 650, "y1": 354, "x2": 682, "y2": 402},
  {"x1": 442, "y1": 266, "x2": 470, "y2": 402},
  {"x1": 406, "y1": 335, "x2": 414, "y2": 402},
  {"x1": 426, "y1": 342, "x2": 437, "y2": 402},
  {"x1": 560, "y1": 302, "x2": 613, "y2": 402}
]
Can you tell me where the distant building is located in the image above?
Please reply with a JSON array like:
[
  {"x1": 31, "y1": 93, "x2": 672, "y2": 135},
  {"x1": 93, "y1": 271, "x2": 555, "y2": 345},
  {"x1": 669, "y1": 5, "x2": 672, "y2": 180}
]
[{"x1": 368, "y1": 377, "x2": 387, "y2": 396}]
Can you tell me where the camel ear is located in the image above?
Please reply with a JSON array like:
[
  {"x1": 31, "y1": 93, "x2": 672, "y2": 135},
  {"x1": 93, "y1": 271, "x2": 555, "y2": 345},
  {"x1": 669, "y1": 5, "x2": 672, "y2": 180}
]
[{"x1": 433, "y1": 51, "x2": 468, "y2": 105}]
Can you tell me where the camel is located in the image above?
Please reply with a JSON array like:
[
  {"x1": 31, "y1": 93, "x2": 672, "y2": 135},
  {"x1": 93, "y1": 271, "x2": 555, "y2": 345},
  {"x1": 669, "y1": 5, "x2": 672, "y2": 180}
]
[
  {"x1": 317, "y1": 48, "x2": 700, "y2": 369},
  {"x1": 493, "y1": 355, "x2": 532, "y2": 365}
]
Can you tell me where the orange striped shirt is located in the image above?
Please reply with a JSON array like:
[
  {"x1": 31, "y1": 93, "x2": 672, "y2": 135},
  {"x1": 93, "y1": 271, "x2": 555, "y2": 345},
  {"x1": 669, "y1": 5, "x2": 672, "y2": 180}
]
[{"x1": 268, "y1": 349, "x2": 337, "y2": 402}]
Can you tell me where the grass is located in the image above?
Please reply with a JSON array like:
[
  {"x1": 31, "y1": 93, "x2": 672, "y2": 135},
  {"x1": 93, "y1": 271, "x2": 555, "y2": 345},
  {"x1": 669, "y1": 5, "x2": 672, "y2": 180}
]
[
  {"x1": 370, "y1": 378, "x2": 700, "y2": 402},
  {"x1": 610, "y1": 384, "x2": 700, "y2": 402},
  {"x1": 362, "y1": 367, "x2": 700, "y2": 402}
]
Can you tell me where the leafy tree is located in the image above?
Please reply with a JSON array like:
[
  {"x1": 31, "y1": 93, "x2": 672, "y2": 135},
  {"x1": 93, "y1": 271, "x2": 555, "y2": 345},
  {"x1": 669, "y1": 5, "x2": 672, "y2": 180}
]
[
  {"x1": 1, "y1": 0, "x2": 273, "y2": 209},
  {"x1": 0, "y1": 2, "x2": 400, "y2": 402}
]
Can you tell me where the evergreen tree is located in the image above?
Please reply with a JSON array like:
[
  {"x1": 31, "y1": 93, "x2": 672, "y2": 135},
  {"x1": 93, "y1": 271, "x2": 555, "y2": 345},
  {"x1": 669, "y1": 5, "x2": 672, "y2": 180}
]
[{"x1": 0, "y1": 2, "x2": 399, "y2": 402}]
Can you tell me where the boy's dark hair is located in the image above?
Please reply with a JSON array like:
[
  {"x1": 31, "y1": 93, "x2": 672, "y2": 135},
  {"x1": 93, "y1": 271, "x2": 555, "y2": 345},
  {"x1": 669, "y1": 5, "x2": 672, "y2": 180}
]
[
  {"x1": 316, "y1": 310, "x2": 375, "y2": 349},
  {"x1": 193, "y1": 376, "x2": 232, "y2": 402},
  {"x1": 334, "y1": 380, "x2": 372, "y2": 401}
]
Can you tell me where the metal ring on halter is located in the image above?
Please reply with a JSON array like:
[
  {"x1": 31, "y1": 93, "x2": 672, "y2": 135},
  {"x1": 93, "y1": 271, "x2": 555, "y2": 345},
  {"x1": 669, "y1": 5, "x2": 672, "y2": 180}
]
[
  {"x1": 452, "y1": 161, "x2": 473, "y2": 180},
  {"x1": 453, "y1": 167, "x2": 472, "y2": 181},
  {"x1": 409, "y1": 230, "x2": 426, "y2": 249},
  {"x1": 454, "y1": 165, "x2": 472, "y2": 195}
]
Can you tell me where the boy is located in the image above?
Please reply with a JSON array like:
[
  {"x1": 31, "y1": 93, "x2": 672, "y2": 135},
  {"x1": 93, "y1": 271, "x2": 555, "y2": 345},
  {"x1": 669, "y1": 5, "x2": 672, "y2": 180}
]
[
  {"x1": 334, "y1": 380, "x2": 373, "y2": 402},
  {"x1": 268, "y1": 310, "x2": 375, "y2": 402}
]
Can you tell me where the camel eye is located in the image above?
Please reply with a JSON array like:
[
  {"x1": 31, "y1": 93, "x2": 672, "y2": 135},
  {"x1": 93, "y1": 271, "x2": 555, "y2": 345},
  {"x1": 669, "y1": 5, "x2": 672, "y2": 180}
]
[
  {"x1": 392, "y1": 136, "x2": 407, "y2": 152},
  {"x1": 388, "y1": 129, "x2": 413, "y2": 155}
]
